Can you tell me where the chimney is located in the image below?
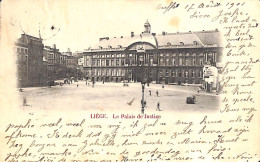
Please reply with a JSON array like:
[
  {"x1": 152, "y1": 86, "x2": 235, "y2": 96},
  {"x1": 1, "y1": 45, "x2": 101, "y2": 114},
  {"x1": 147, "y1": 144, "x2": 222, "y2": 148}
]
[
  {"x1": 121, "y1": 36, "x2": 123, "y2": 38},
  {"x1": 131, "y1": 32, "x2": 134, "y2": 37},
  {"x1": 162, "y1": 31, "x2": 166, "y2": 35},
  {"x1": 52, "y1": 44, "x2": 56, "y2": 49},
  {"x1": 152, "y1": 33, "x2": 156, "y2": 36}
]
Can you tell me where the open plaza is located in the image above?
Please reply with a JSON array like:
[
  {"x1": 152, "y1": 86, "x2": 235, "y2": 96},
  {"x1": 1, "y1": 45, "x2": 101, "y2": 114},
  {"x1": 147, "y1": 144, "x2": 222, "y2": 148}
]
[{"x1": 18, "y1": 81, "x2": 220, "y2": 113}]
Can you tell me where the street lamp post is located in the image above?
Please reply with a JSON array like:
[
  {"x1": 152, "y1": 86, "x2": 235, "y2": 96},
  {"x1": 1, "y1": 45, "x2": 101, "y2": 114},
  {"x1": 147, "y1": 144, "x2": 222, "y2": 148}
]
[{"x1": 141, "y1": 81, "x2": 146, "y2": 114}]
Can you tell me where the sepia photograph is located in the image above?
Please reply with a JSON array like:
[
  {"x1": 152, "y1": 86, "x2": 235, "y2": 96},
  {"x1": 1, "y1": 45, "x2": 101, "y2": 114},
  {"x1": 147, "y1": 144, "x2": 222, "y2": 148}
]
[
  {"x1": 13, "y1": 1, "x2": 223, "y2": 114},
  {"x1": 0, "y1": 0, "x2": 259, "y2": 161}
]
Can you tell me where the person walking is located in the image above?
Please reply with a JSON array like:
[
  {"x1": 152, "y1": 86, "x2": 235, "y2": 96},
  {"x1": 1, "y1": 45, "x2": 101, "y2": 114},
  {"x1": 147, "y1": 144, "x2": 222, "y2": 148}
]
[
  {"x1": 197, "y1": 86, "x2": 201, "y2": 95},
  {"x1": 156, "y1": 90, "x2": 159, "y2": 97},
  {"x1": 156, "y1": 102, "x2": 161, "y2": 111},
  {"x1": 149, "y1": 90, "x2": 151, "y2": 96}
]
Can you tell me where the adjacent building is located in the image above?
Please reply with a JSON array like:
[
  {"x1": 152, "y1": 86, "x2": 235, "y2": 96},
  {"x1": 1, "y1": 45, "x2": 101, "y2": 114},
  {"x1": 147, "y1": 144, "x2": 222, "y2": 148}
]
[
  {"x1": 83, "y1": 21, "x2": 223, "y2": 85},
  {"x1": 15, "y1": 34, "x2": 46, "y2": 87},
  {"x1": 15, "y1": 40, "x2": 29, "y2": 87},
  {"x1": 16, "y1": 34, "x2": 80, "y2": 87}
]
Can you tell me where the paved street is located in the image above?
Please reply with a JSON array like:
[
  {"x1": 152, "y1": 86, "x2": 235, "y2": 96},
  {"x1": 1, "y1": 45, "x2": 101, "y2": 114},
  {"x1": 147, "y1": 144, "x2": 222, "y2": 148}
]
[{"x1": 18, "y1": 81, "x2": 220, "y2": 113}]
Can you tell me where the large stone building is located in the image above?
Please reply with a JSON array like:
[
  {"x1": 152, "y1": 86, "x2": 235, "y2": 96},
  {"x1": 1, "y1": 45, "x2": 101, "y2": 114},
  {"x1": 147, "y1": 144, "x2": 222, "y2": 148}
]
[
  {"x1": 16, "y1": 34, "x2": 47, "y2": 87},
  {"x1": 15, "y1": 40, "x2": 29, "y2": 87},
  {"x1": 83, "y1": 21, "x2": 223, "y2": 85}
]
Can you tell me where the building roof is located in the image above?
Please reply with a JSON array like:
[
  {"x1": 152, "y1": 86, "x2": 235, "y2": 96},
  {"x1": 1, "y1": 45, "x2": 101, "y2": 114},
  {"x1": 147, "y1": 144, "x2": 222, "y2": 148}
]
[
  {"x1": 93, "y1": 33, "x2": 157, "y2": 49},
  {"x1": 88, "y1": 29, "x2": 222, "y2": 52}
]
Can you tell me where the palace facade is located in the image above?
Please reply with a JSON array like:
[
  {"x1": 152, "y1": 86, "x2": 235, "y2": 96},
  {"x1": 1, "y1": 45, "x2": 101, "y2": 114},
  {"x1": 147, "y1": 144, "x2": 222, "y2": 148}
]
[{"x1": 83, "y1": 21, "x2": 223, "y2": 85}]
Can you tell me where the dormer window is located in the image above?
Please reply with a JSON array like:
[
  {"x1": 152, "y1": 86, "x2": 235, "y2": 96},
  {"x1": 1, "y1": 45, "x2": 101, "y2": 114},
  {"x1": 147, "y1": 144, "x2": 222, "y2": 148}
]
[
  {"x1": 99, "y1": 46, "x2": 103, "y2": 49},
  {"x1": 167, "y1": 42, "x2": 171, "y2": 46},
  {"x1": 193, "y1": 41, "x2": 198, "y2": 45},
  {"x1": 108, "y1": 45, "x2": 112, "y2": 48},
  {"x1": 118, "y1": 45, "x2": 122, "y2": 48},
  {"x1": 180, "y1": 42, "x2": 184, "y2": 46}
]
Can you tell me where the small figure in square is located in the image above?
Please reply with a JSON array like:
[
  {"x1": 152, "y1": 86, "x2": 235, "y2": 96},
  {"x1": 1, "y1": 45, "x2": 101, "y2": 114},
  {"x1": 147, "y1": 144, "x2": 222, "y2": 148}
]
[
  {"x1": 156, "y1": 102, "x2": 161, "y2": 111},
  {"x1": 156, "y1": 90, "x2": 159, "y2": 97},
  {"x1": 149, "y1": 90, "x2": 151, "y2": 96}
]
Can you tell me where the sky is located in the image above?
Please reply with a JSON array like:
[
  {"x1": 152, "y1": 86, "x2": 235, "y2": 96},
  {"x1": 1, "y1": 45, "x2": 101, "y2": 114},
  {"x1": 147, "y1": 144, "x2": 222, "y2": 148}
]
[{"x1": 1, "y1": 0, "x2": 229, "y2": 52}]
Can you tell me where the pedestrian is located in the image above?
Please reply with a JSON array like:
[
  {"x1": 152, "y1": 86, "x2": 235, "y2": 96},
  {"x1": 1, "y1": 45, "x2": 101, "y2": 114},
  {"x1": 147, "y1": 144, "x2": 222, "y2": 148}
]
[
  {"x1": 156, "y1": 90, "x2": 159, "y2": 97},
  {"x1": 77, "y1": 84, "x2": 79, "y2": 88},
  {"x1": 86, "y1": 81, "x2": 88, "y2": 85},
  {"x1": 192, "y1": 95, "x2": 196, "y2": 103},
  {"x1": 149, "y1": 90, "x2": 151, "y2": 96},
  {"x1": 197, "y1": 86, "x2": 201, "y2": 95},
  {"x1": 23, "y1": 97, "x2": 28, "y2": 106},
  {"x1": 103, "y1": 80, "x2": 105, "y2": 84},
  {"x1": 162, "y1": 85, "x2": 164, "y2": 89},
  {"x1": 156, "y1": 102, "x2": 161, "y2": 111}
]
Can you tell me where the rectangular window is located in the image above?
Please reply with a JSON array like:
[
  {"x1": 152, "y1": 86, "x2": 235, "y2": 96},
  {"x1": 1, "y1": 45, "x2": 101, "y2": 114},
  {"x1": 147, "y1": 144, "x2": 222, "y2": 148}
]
[
  {"x1": 111, "y1": 60, "x2": 114, "y2": 66},
  {"x1": 160, "y1": 70, "x2": 163, "y2": 77},
  {"x1": 193, "y1": 57, "x2": 196, "y2": 65},
  {"x1": 166, "y1": 59, "x2": 169, "y2": 66},
  {"x1": 179, "y1": 58, "x2": 182, "y2": 65},
  {"x1": 199, "y1": 71, "x2": 203, "y2": 78},
  {"x1": 97, "y1": 60, "x2": 100, "y2": 66},
  {"x1": 121, "y1": 60, "x2": 125, "y2": 66},
  {"x1": 106, "y1": 60, "x2": 109, "y2": 66},
  {"x1": 116, "y1": 59, "x2": 119, "y2": 66},
  {"x1": 111, "y1": 69, "x2": 114, "y2": 76},
  {"x1": 92, "y1": 60, "x2": 95, "y2": 66},
  {"x1": 192, "y1": 70, "x2": 195, "y2": 78},
  {"x1": 185, "y1": 57, "x2": 189, "y2": 66},
  {"x1": 200, "y1": 58, "x2": 203, "y2": 65},
  {"x1": 179, "y1": 71, "x2": 182, "y2": 77},
  {"x1": 172, "y1": 70, "x2": 175, "y2": 77},
  {"x1": 185, "y1": 71, "x2": 188, "y2": 78},
  {"x1": 160, "y1": 59, "x2": 164, "y2": 66},
  {"x1": 172, "y1": 58, "x2": 175, "y2": 65}
]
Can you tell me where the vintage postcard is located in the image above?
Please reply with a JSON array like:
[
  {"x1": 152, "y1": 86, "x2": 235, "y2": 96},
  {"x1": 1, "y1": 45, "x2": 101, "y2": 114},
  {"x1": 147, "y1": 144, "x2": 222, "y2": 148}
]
[{"x1": 0, "y1": 0, "x2": 259, "y2": 161}]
